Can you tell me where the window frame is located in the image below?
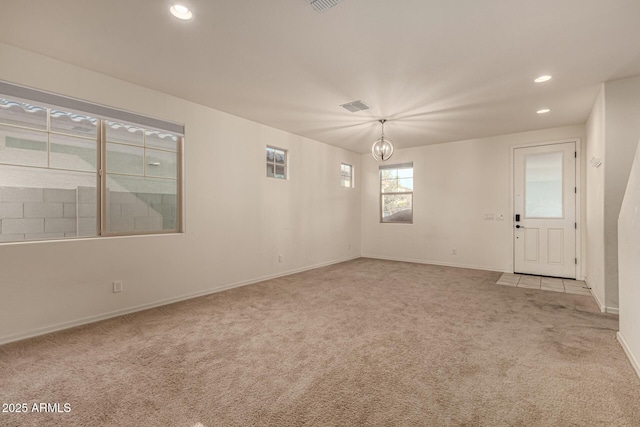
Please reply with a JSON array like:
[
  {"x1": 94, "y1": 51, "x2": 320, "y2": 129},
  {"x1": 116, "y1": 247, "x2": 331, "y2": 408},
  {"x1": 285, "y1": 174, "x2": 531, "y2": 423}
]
[
  {"x1": 266, "y1": 145, "x2": 288, "y2": 180},
  {"x1": 379, "y1": 162, "x2": 413, "y2": 224},
  {"x1": 340, "y1": 163, "x2": 354, "y2": 188},
  {"x1": 0, "y1": 84, "x2": 184, "y2": 243}
]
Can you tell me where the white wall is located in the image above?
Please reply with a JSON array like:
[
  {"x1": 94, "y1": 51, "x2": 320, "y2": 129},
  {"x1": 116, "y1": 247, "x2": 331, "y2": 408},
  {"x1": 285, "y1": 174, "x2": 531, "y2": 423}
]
[
  {"x1": 617, "y1": 138, "x2": 640, "y2": 379},
  {"x1": 603, "y1": 76, "x2": 640, "y2": 311},
  {"x1": 0, "y1": 43, "x2": 361, "y2": 343},
  {"x1": 361, "y1": 125, "x2": 585, "y2": 274},
  {"x1": 585, "y1": 85, "x2": 606, "y2": 310}
]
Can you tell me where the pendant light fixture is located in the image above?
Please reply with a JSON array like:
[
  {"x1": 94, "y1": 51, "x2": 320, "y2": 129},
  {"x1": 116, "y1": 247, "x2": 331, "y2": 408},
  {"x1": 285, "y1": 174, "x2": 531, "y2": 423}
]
[{"x1": 371, "y1": 119, "x2": 394, "y2": 162}]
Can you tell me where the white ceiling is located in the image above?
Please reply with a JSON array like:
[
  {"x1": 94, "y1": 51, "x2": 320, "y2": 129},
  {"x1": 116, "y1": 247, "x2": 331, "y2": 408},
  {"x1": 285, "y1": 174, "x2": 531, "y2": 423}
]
[{"x1": 1, "y1": 0, "x2": 640, "y2": 153}]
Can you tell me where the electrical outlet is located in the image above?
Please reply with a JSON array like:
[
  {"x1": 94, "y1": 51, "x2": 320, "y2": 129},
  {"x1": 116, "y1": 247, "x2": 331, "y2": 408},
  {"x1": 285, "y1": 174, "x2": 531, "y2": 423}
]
[
  {"x1": 278, "y1": 255, "x2": 284, "y2": 263},
  {"x1": 452, "y1": 248, "x2": 457, "y2": 255},
  {"x1": 113, "y1": 280, "x2": 123, "y2": 293}
]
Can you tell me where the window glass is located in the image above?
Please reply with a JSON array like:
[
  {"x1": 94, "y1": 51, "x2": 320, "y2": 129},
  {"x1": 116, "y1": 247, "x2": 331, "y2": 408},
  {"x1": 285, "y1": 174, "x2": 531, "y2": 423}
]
[
  {"x1": 0, "y1": 125, "x2": 48, "y2": 167},
  {"x1": 380, "y1": 164, "x2": 413, "y2": 223},
  {"x1": 105, "y1": 175, "x2": 178, "y2": 233},
  {"x1": 341, "y1": 163, "x2": 353, "y2": 188},
  {"x1": 0, "y1": 91, "x2": 183, "y2": 243},
  {"x1": 106, "y1": 143, "x2": 144, "y2": 176},
  {"x1": 0, "y1": 101, "x2": 98, "y2": 242},
  {"x1": 525, "y1": 152, "x2": 563, "y2": 218},
  {"x1": 50, "y1": 110, "x2": 97, "y2": 137},
  {"x1": 105, "y1": 121, "x2": 144, "y2": 146},
  {"x1": 145, "y1": 130, "x2": 178, "y2": 151},
  {"x1": 381, "y1": 194, "x2": 413, "y2": 223},
  {"x1": 50, "y1": 134, "x2": 97, "y2": 172},
  {"x1": 0, "y1": 98, "x2": 47, "y2": 130},
  {"x1": 105, "y1": 126, "x2": 180, "y2": 234},
  {"x1": 145, "y1": 149, "x2": 177, "y2": 179},
  {"x1": 266, "y1": 146, "x2": 287, "y2": 179}
]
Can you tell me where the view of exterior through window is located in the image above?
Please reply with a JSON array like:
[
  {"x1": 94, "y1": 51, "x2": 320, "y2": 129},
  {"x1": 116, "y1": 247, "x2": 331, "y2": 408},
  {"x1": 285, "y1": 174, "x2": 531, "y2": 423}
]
[
  {"x1": 104, "y1": 122, "x2": 180, "y2": 234},
  {"x1": 266, "y1": 146, "x2": 287, "y2": 179},
  {"x1": 380, "y1": 163, "x2": 413, "y2": 223},
  {"x1": 340, "y1": 163, "x2": 353, "y2": 188},
  {"x1": 0, "y1": 95, "x2": 182, "y2": 243}
]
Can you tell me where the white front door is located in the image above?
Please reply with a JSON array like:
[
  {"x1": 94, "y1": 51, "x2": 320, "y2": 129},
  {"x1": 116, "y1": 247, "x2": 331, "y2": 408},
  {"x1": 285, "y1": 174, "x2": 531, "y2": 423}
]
[{"x1": 514, "y1": 142, "x2": 576, "y2": 278}]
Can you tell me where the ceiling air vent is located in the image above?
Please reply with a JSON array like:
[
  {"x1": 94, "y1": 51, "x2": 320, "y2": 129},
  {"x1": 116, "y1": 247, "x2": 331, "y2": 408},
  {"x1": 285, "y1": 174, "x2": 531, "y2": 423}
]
[
  {"x1": 306, "y1": 0, "x2": 344, "y2": 13},
  {"x1": 340, "y1": 100, "x2": 370, "y2": 113}
]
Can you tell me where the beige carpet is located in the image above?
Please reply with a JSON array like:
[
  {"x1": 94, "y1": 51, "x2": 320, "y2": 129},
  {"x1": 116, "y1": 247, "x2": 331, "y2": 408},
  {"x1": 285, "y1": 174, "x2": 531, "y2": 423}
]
[{"x1": 1, "y1": 258, "x2": 639, "y2": 426}]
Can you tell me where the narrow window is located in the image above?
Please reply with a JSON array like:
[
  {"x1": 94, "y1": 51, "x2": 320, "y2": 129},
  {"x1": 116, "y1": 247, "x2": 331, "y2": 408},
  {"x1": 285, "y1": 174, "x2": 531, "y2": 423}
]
[
  {"x1": 380, "y1": 163, "x2": 413, "y2": 223},
  {"x1": 266, "y1": 146, "x2": 287, "y2": 179},
  {"x1": 0, "y1": 86, "x2": 183, "y2": 243},
  {"x1": 340, "y1": 163, "x2": 353, "y2": 188}
]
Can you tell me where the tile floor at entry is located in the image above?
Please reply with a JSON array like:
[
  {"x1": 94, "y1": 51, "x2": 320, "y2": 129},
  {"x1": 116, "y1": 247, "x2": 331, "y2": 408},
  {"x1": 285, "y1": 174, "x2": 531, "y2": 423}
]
[{"x1": 496, "y1": 273, "x2": 591, "y2": 296}]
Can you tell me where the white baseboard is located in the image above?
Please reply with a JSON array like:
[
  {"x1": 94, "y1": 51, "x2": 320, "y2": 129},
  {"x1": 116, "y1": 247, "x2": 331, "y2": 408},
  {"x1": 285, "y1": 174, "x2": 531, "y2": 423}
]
[
  {"x1": 587, "y1": 282, "x2": 607, "y2": 313},
  {"x1": 361, "y1": 254, "x2": 508, "y2": 273},
  {"x1": 606, "y1": 307, "x2": 620, "y2": 315},
  {"x1": 617, "y1": 332, "x2": 640, "y2": 380},
  {"x1": 0, "y1": 256, "x2": 360, "y2": 346}
]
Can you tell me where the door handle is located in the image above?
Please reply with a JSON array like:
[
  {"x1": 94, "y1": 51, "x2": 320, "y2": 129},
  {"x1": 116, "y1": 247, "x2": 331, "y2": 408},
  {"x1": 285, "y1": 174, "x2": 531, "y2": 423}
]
[{"x1": 515, "y1": 224, "x2": 525, "y2": 229}]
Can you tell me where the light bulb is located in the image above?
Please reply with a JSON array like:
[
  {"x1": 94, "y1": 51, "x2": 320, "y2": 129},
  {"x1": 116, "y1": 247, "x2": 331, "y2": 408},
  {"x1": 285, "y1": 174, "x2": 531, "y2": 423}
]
[
  {"x1": 534, "y1": 75, "x2": 552, "y2": 83},
  {"x1": 170, "y1": 4, "x2": 193, "y2": 20}
]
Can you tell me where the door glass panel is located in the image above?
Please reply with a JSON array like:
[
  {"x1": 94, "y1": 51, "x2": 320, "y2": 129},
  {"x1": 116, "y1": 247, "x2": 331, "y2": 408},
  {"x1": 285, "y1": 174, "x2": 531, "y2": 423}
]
[{"x1": 525, "y1": 152, "x2": 563, "y2": 218}]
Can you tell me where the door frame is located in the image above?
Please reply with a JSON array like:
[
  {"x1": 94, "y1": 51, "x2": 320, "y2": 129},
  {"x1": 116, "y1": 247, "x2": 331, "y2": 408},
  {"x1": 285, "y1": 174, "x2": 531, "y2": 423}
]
[{"x1": 509, "y1": 138, "x2": 583, "y2": 280}]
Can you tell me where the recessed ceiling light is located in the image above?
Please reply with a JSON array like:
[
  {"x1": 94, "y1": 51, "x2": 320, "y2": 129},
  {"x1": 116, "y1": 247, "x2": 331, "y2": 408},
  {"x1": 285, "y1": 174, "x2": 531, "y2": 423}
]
[
  {"x1": 537, "y1": 108, "x2": 551, "y2": 114},
  {"x1": 170, "y1": 4, "x2": 193, "y2": 20},
  {"x1": 534, "y1": 75, "x2": 552, "y2": 83}
]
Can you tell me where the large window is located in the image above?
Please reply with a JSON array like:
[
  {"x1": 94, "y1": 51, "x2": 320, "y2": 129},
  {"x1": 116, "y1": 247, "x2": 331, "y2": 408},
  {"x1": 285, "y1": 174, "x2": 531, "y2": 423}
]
[
  {"x1": 266, "y1": 146, "x2": 287, "y2": 179},
  {"x1": 0, "y1": 87, "x2": 183, "y2": 243},
  {"x1": 380, "y1": 163, "x2": 413, "y2": 223},
  {"x1": 340, "y1": 163, "x2": 354, "y2": 188}
]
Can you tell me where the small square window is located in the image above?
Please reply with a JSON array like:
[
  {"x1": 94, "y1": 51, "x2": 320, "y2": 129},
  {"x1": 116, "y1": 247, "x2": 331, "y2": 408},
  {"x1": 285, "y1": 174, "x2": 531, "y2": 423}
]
[
  {"x1": 266, "y1": 146, "x2": 287, "y2": 179},
  {"x1": 340, "y1": 163, "x2": 354, "y2": 188}
]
